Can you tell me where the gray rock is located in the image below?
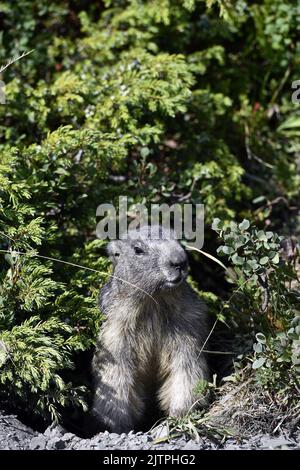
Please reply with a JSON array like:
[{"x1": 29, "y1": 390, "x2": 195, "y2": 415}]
[
  {"x1": 61, "y1": 432, "x2": 75, "y2": 441},
  {"x1": 183, "y1": 439, "x2": 202, "y2": 450},
  {"x1": 94, "y1": 442, "x2": 108, "y2": 450},
  {"x1": 260, "y1": 436, "x2": 293, "y2": 449},
  {"x1": 1, "y1": 409, "x2": 300, "y2": 451},
  {"x1": 44, "y1": 424, "x2": 65, "y2": 438},
  {"x1": 29, "y1": 436, "x2": 48, "y2": 450},
  {"x1": 46, "y1": 437, "x2": 66, "y2": 449}
]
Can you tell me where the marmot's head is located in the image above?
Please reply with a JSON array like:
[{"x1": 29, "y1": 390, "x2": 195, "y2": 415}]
[{"x1": 107, "y1": 225, "x2": 189, "y2": 297}]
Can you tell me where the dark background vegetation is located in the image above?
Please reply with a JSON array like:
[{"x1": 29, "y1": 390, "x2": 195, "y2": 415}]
[{"x1": 0, "y1": 0, "x2": 299, "y2": 435}]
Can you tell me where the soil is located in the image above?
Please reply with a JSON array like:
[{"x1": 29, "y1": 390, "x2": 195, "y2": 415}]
[{"x1": 1, "y1": 411, "x2": 299, "y2": 450}]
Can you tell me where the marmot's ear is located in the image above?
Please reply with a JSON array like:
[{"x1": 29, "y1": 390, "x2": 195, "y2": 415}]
[{"x1": 106, "y1": 240, "x2": 122, "y2": 266}]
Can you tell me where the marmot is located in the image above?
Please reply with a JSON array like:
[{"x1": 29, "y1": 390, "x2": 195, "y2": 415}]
[{"x1": 92, "y1": 225, "x2": 210, "y2": 433}]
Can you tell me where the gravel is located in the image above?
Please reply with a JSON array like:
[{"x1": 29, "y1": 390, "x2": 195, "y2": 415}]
[{"x1": 0, "y1": 411, "x2": 299, "y2": 450}]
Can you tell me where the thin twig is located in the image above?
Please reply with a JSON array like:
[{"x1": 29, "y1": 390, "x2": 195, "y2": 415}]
[
  {"x1": 197, "y1": 319, "x2": 218, "y2": 360},
  {"x1": 0, "y1": 230, "x2": 15, "y2": 243},
  {"x1": 270, "y1": 64, "x2": 291, "y2": 106},
  {"x1": 244, "y1": 123, "x2": 274, "y2": 169},
  {"x1": 0, "y1": 50, "x2": 35, "y2": 74}
]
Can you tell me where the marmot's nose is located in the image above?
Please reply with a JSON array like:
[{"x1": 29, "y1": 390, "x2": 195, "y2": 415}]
[
  {"x1": 169, "y1": 259, "x2": 188, "y2": 272},
  {"x1": 166, "y1": 258, "x2": 188, "y2": 284}
]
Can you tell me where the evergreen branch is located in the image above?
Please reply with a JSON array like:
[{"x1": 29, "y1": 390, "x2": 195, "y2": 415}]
[
  {"x1": 0, "y1": 50, "x2": 35, "y2": 74},
  {"x1": 0, "y1": 248, "x2": 158, "y2": 305}
]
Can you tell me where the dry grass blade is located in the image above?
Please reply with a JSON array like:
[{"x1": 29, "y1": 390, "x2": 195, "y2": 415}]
[
  {"x1": 197, "y1": 319, "x2": 218, "y2": 360},
  {"x1": 185, "y1": 245, "x2": 228, "y2": 272}
]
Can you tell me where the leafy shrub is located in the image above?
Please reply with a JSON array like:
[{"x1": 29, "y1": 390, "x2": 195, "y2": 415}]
[{"x1": 212, "y1": 218, "x2": 300, "y2": 398}]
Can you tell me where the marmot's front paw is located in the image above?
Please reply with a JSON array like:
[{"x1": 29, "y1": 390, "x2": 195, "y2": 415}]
[{"x1": 169, "y1": 406, "x2": 189, "y2": 418}]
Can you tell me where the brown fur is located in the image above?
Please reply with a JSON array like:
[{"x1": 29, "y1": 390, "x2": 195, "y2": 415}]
[{"x1": 92, "y1": 226, "x2": 210, "y2": 432}]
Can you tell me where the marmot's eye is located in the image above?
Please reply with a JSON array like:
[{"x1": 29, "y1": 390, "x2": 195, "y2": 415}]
[{"x1": 134, "y1": 246, "x2": 144, "y2": 255}]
